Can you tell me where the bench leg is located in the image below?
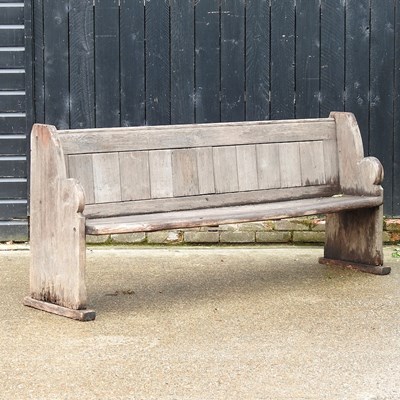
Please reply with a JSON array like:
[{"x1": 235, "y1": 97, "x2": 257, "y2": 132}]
[{"x1": 319, "y1": 206, "x2": 390, "y2": 275}]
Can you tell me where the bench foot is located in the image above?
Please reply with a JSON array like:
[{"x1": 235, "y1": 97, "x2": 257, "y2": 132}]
[
  {"x1": 319, "y1": 257, "x2": 391, "y2": 275},
  {"x1": 23, "y1": 297, "x2": 96, "y2": 321}
]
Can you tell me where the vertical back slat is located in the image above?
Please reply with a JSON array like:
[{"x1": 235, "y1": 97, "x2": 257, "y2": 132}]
[
  {"x1": 299, "y1": 141, "x2": 326, "y2": 186},
  {"x1": 270, "y1": 0, "x2": 295, "y2": 119},
  {"x1": 170, "y1": 0, "x2": 194, "y2": 124},
  {"x1": 196, "y1": 147, "x2": 215, "y2": 194},
  {"x1": 236, "y1": 145, "x2": 258, "y2": 191},
  {"x1": 149, "y1": 150, "x2": 173, "y2": 198},
  {"x1": 195, "y1": 0, "x2": 220, "y2": 123},
  {"x1": 279, "y1": 143, "x2": 302, "y2": 188},
  {"x1": 213, "y1": 146, "x2": 239, "y2": 193},
  {"x1": 221, "y1": 0, "x2": 245, "y2": 122},
  {"x1": 92, "y1": 153, "x2": 121, "y2": 203},
  {"x1": 120, "y1": 0, "x2": 145, "y2": 127},
  {"x1": 68, "y1": 154, "x2": 95, "y2": 204},
  {"x1": 95, "y1": 0, "x2": 120, "y2": 128},
  {"x1": 172, "y1": 149, "x2": 199, "y2": 196},
  {"x1": 119, "y1": 151, "x2": 150, "y2": 201},
  {"x1": 256, "y1": 144, "x2": 281, "y2": 189},
  {"x1": 70, "y1": 0, "x2": 95, "y2": 129}
]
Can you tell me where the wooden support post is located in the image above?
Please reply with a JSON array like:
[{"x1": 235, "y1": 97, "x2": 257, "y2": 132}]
[
  {"x1": 319, "y1": 112, "x2": 390, "y2": 275},
  {"x1": 27, "y1": 124, "x2": 95, "y2": 320}
]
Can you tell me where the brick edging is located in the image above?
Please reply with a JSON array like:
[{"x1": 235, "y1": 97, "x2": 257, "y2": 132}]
[{"x1": 86, "y1": 217, "x2": 400, "y2": 245}]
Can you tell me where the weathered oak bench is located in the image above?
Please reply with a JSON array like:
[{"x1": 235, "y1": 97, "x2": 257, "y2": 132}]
[{"x1": 25, "y1": 112, "x2": 390, "y2": 321}]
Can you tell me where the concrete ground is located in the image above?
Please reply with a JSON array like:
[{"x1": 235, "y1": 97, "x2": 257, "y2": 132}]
[{"x1": 0, "y1": 245, "x2": 399, "y2": 400}]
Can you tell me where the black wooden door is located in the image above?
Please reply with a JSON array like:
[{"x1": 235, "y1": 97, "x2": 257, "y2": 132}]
[{"x1": 0, "y1": 0, "x2": 28, "y2": 241}]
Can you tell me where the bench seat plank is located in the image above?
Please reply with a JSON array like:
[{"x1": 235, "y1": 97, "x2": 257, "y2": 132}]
[{"x1": 86, "y1": 195, "x2": 382, "y2": 235}]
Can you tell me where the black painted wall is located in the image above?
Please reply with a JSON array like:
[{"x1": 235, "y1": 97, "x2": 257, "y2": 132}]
[{"x1": 25, "y1": 0, "x2": 400, "y2": 216}]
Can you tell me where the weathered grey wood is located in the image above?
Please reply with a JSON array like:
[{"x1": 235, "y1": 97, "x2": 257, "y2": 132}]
[
  {"x1": 256, "y1": 144, "x2": 281, "y2": 189},
  {"x1": 195, "y1": 147, "x2": 215, "y2": 194},
  {"x1": 236, "y1": 145, "x2": 259, "y2": 191},
  {"x1": 119, "y1": 151, "x2": 150, "y2": 201},
  {"x1": 319, "y1": 258, "x2": 390, "y2": 275},
  {"x1": 172, "y1": 149, "x2": 199, "y2": 196},
  {"x1": 68, "y1": 154, "x2": 95, "y2": 204},
  {"x1": 92, "y1": 153, "x2": 121, "y2": 203},
  {"x1": 279, "y1": 143, "x2": 302, "y2": 188},
  {"x1": 149, "y1": 150, "x2": 173, "y2": 198},
  {"x1": 24, "y1": 297, "x2": 96, "y2": 321},
  {"x1": 331, "y1": 112, "x2": 383, "y2": 196},
  {"x1": 58, "y1": 119, "x2": 336, "y2": 155},
  {"x1": 300, "y1": 141, "x2": 326, "y2": 186},
  {"x1": 323, "y1": 138, "x2": 339, "y2": 185},
  {"x1": 213, "y1": 146, "x2": 239, "y2": 193},
  {"x1": 84, "y1": 185, "x2": 337, "y2": 218},
  {"x1": 86, "y1": 195, "x2": 383, "y2": 235},
  {"x1": 29, "y1": 124, "x2": 88, "y2": 311}
]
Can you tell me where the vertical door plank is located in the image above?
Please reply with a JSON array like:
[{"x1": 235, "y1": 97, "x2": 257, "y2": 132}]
[
  {"x1": 195, "y1": 0, "x2": 220, "y2": 123},
  {"x1": 95, "y1": 0, "x2": 120, "y2": 127},
  {"x1": 236, "y1": 145, "x2": 258, "y2": 191},
  {"x1": 171, "y1": 0, "x2": 194, "y2": 124},
  {"x1": 43, "y1": 0, "x2": 69, "y2": 128},
  {"x1": 246, "y1": 0, "x2": 270, "y2": 121},
  {"x1": 33, "y1": 0, "x2": 44, "y2": 123},
  {"x1": 196, "y1": 147, "x2": 215, "y2": 194},
  {"x1": 256, "y1": 144, "x2": 281, "y2": 189},
  {"x1": 70, "y1": 0, "x2": 95, "y2": 129},
  {"x1": 92, "y1": 153, "x2": 121, "y2": 203},
  {"x1": 370, "y1": 0, "x2": 395, "y2": 214},
  {"x1": 146, "y1": 0, "x2": 170, "y2": 125},
  {"x1": 149, "y1": 150, "x2": 173, "y2": 198},
  {"x1": 213, "y1": 146, "x2": 239, "y2": 193},
  {"x1": 320, "y1": 0, "x2": 345, "y2": 116},
  {"x1": 120, "y1": 0, "x2": 145, "y2": 127},
  {"x1": 279, "y1": 143, "x2": 302, "y2": 188},
  {"x1": 119, "y1": 151, "x2": 150, "y2": 201},
  {"x1": 299, "y1": 141, "x2": 326, "y2": 186},
  {"x1": 172, "y1": 149, "x2": 199, "y2": 196},
  {"x1": 345, "y1": 0, "x2": 370, "y2": 149},
  {"x1": 270, "y1": 0, "x2": 295, "y2": 119},
  {"x1": 68, "y1": 154, "x2": 95, "y2": 204},
  {"x1": 221, "y1": 0, "x2": 245, "y2": 122},
  {"x1": 296, "y1": 0, "x2": 320, "y2": 118},
  {"x1": 394, "y1": 1, "x2": 400, "y2": 215}
]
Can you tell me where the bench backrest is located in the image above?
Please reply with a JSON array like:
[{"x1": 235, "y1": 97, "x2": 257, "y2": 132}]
[{"x1": 57, "y1": 119, "x2": 339, "y2": 218}]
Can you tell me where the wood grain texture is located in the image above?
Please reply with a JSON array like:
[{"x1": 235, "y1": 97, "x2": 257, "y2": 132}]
[
  {"x1": 119, "y1": 151, "x2": 150, "y2": 201},
  {"x1": 256, "y1": 143, "x2": 281, "y2": 189},
  {"x1": 331, "y1": 112, "x2": 383, "y2": 197},
  {"x1": 170, "y1": 0, "x2": 194, "y2": 124},
  {"x1": 195, "y1": 0, "x2": 220, "y2": 123},
  {"x1": 92, "y1": 153, "x2": 121, "y2": 203},
  {"x1": 68, "y1": 154, "x2": 95, "y2": 204},
  {"x1": 236, "y1": 145, "x2": 258, "y2": 191},
  {"x1": 58, "y1": 119, "x2": 336, "y2": 155},
  {"x1": 120, "y1": 0, "x2": 145, "y2": 127},
  {"x1": 148, "y1": 150, "x2": 173, "y2": 198},
  {"x1": 296, "y1": 0, "x2": 320, "y2": 118},
  {"x1": 246, "y1": 0, "x2": 270, "y2": 120},
  {"x1": 270, "y1": 0, "x2": 295, "y2": 119},
  {"x1": 300, "y1": 141, "x2": 326, "y2": 186},
  {"x1": 172, "y1": 149, "x2": 199, "y2": 196},
  {"x1": 86, "y1": 195, "x2": 383, "y2": 235},
  {"x1": 30, "y1": 124, "x2": 87, "y2": 310},
  {"x1": 279, "y1": 142, "x2": 302, "y2": 188},
  {"x1": 213, "y1": 146, "x2": 239, "y2": 193},
  {"x1": 221, "y1": 0, "x2": 245, "y2": 122},
  {"x1": 196, "y1": 147, "x2": 215, "y2": 194}
]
